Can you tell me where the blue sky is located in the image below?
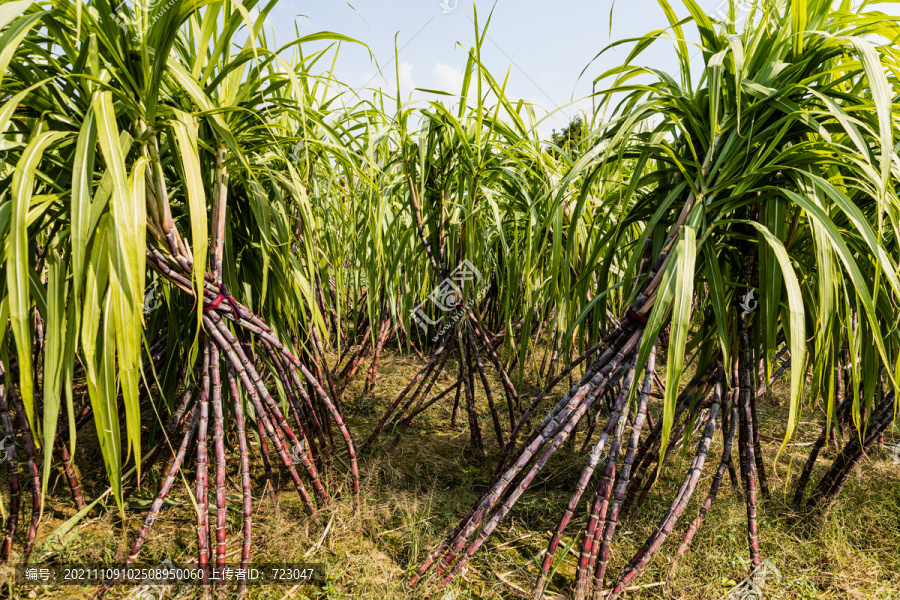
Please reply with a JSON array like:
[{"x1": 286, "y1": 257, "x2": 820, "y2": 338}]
[{"x1": 248, "y1": 1, "x2": 816, "y2": 136}]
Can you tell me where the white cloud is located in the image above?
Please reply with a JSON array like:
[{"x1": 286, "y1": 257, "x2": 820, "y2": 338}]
[
  {"x1": 433, "y1": 62, "x2": 464, "y2": 93},
  {"x1": 398, "y1": 62, "x2": 417, "y2": 97}
]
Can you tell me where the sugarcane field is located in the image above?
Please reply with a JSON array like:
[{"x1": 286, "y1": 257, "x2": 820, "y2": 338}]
[{"x1": 1, "y1": 0, "x2": 900, "y2": 598}]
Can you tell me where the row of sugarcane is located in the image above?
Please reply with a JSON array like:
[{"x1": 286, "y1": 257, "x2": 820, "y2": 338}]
[
  {"x1": 407, "y1": 153, "x2": 897, "y2": 600},
  {"x1": 0, "y1": 119, "x2": 362, "y2": 596}
]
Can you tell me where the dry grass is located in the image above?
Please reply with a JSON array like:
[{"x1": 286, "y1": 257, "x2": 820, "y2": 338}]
[{"x1": 1, "y1": 343, "x2": 899, "y2": 599}]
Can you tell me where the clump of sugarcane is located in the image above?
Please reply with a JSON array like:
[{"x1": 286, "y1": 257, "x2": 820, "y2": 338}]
[
  {"x1": 361, "y1": 160, "x2": 521, "y2": 456},
  {"x1": 0, "y1": 330, "x2": 171, "y2": 564},
  {"x1": 791, "y1": 356, "x2": 897, "y2": 514},
  {"x1": 409, "y1": 137, "x2": 764, "y2": 595},
  {"x1": 803, "y1": 387, "x2": 897, "y2": 512},
  {"x1": 602, "y1": 371, "x2": 724, "y2": 600},
  {"x1": 91, "y1": 135, "x2": 359, "y2": 598}
]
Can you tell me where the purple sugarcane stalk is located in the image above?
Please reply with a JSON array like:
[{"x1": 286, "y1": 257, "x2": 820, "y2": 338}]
[
  {"x1": 671, "y1": 393, "x2": 737, "y2": 572},
  {"x1": 458, "y1": 325, "x2": 486, "y2": 457},
  {"x1": 206, "y1": 323, "x2": 316, "y2": 513},
  {"x1": 737, "y1": 318, "x2": 761, "y2": 568},
  {"x1": 570, "y1": 363, "x2": 638, "y2": 600},
  {"x1": 428, "y1": 330, "x2": 643, "y2": 586},
  {"x1": 196, "y1": 343, "x2": 211, "y2": 586},
  {"x1": 225, "y1": 364, "x2": 253, "y2": 595},
  {"x1": 605, "y1": 376, "x2": 723, "y2": 599},
  {"x1": 591, "y1": 345, "x2": 658, "y2": 593},
  {"x1": 92, "y1": 406, "x2": 201, "y2": 599},
  {"x1": 466, "y1": 325, "x2": 504, "y2": 447},
  {"x1": 8, "y1": 386, "x2": 40, "y2": 565},
  {"x1": 440, "y1": 352, "x2": 637, "y2": 586},
  {"x1": 210, "y1": 343, "x2": 228, "y2": 575},
  {"x1": 0, "y1": 373, "x2": 20, "y2": 562}
]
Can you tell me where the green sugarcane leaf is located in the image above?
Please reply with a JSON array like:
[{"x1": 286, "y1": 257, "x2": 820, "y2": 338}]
[
  {"x1": 71, "y1": 106, "x2": 96, "y2": 302},
  {"x1": 658, "y1": 225, "x2": 696, "y2": 467},
  {"x1": 171, "y1": 109, "x2": 208, "y2": 366},
  {"x1": 792, "y1": 0, "x2": 807, "y2": 54},
  {"x1": 7, "y1": 130, "x2": 68, "y2": 432},
  {"x1": 93, "y1": 92, "x2": 144, "y2": 476},
  {"x1": 0, "y1": 10, "x2": 43, "y2": 94},
  {"x1": 41, "y1": 251, "x2": 67, "y2": 510},
  {"x1": 702, "y1": 242, "x2": 730, "y2": 368},
  {"x1": 741, "y1": 220, "x2": 806, "y2": 461}
]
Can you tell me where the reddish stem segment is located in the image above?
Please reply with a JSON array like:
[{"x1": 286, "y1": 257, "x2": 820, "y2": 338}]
[
  {"x1": 196, "y1": 343, "x2": 211, "y2": 585},
  {"x1": 225, "y1": 364, "x2": 253, "y2": 595},
  {"x1": 671, "y1": 394, "x2": 738, "y2": 572},
  {"x1": 606, "y1": 373, "x2": 723, "y2": 600},
  {"x1": 737, "y1": 319, "x2": 761, "y2": 568},
  {"x1": 210, "y1": 343, "x2": 228, "y2": 575}
]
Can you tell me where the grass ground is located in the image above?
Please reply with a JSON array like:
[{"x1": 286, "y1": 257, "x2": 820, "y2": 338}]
[{"x1": 1, "y1": 343, "x2": 899, "y2": 599}]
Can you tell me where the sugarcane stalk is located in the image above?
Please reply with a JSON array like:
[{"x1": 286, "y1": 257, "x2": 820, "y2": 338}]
[
  {"x1": 569, "y1": 363, "x2": 637, "y2": 600},
  {"x1": 260, "y1": 339, "x2": 331, "y2": 484},
  {"x1": 450, "y1": 377, "x2": 463, "y2": 428},
  {"x1": 207, "y1": 316, "x2": 327, "y2": 507},
  {"x1": 605, "y1": 373, "x2": 723, "y2": 600},
  {"x1": 737, "y1": 317, "x2": 760, "y2": 568},
  {"x1": 7, "y1": 385, "x2": 40, "y2": 565},
  {"x1": 432, "y1": 330, "x2": 643, "y2": 585},
  {"x1": 440, "y1": 354, "x2": 636, "y2": 586},
  {"x1": 621, "y1": 377, "x2": 714, "y2": 521},
  {"x1": 0, "y1": 373, "x2": 20, "y2": 562},
  {"x1": 210, "y1": 142, "x2": 228, "y2": 284},
  {"x1": 807, "y1": 391, "x2": 895, "y2": 511},
  {"x1": 196, "y1": 343, "x2": 211, "y2": 586},
  {"x1": 225, "y1": 363, "x2": 253, "y2": 595},
  {"x1": 469, "y1": 309, "x2": 521, "y2": 415},
  {"x1": 210, "y1": 343, "x2": 228, "y2": 578},
  {"x1": 206, "y1": 323, "x2": 316, "y2": 513},
  {"x1": 671, "y1": 392, "x2": 738, "y2": 573},
  {"x1": 255, "y1": 414, "x2": 277, "y2": 499},
  {"x1": 458, "y1": 325, "x2": 486, "y2": 457},
  {"x1": 466, "y1": 325, "x2": 504, "y2": 447},
  {"x1": 793, "y1": 378, "x2": 852, "y2": 507},
  {"x1": 364, "y1": 316, "x2": 391, "y2": 394},
  {"x1": 496, "y1": 333, "x2": 624, "y2": 478},
  {"x1": 411, "y1": 327, "x2": 641, "y2": 587},
  {"x1": 591, "y1": 345, "x2": 657, "y2": 592},
  {"x1": 91, "y1": 405, "x2": 201, "y2": 600},
  {"x1": 627, "y1": 387, "x2": 715, "y2": 522},
  {"x1": 55, "y1": 435, "x2": 86, "y2": 510}
]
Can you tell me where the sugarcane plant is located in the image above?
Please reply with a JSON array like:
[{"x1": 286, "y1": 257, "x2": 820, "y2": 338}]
[
  {"x1": 411, "y1": 1, "x2": 900, "y2": 597},
  {"x1": 359, "y1": 9, "x2": 634, "y2": 454},
  {"x1": 0, "y1": 0, "x2": 364, "y2": 590}
]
